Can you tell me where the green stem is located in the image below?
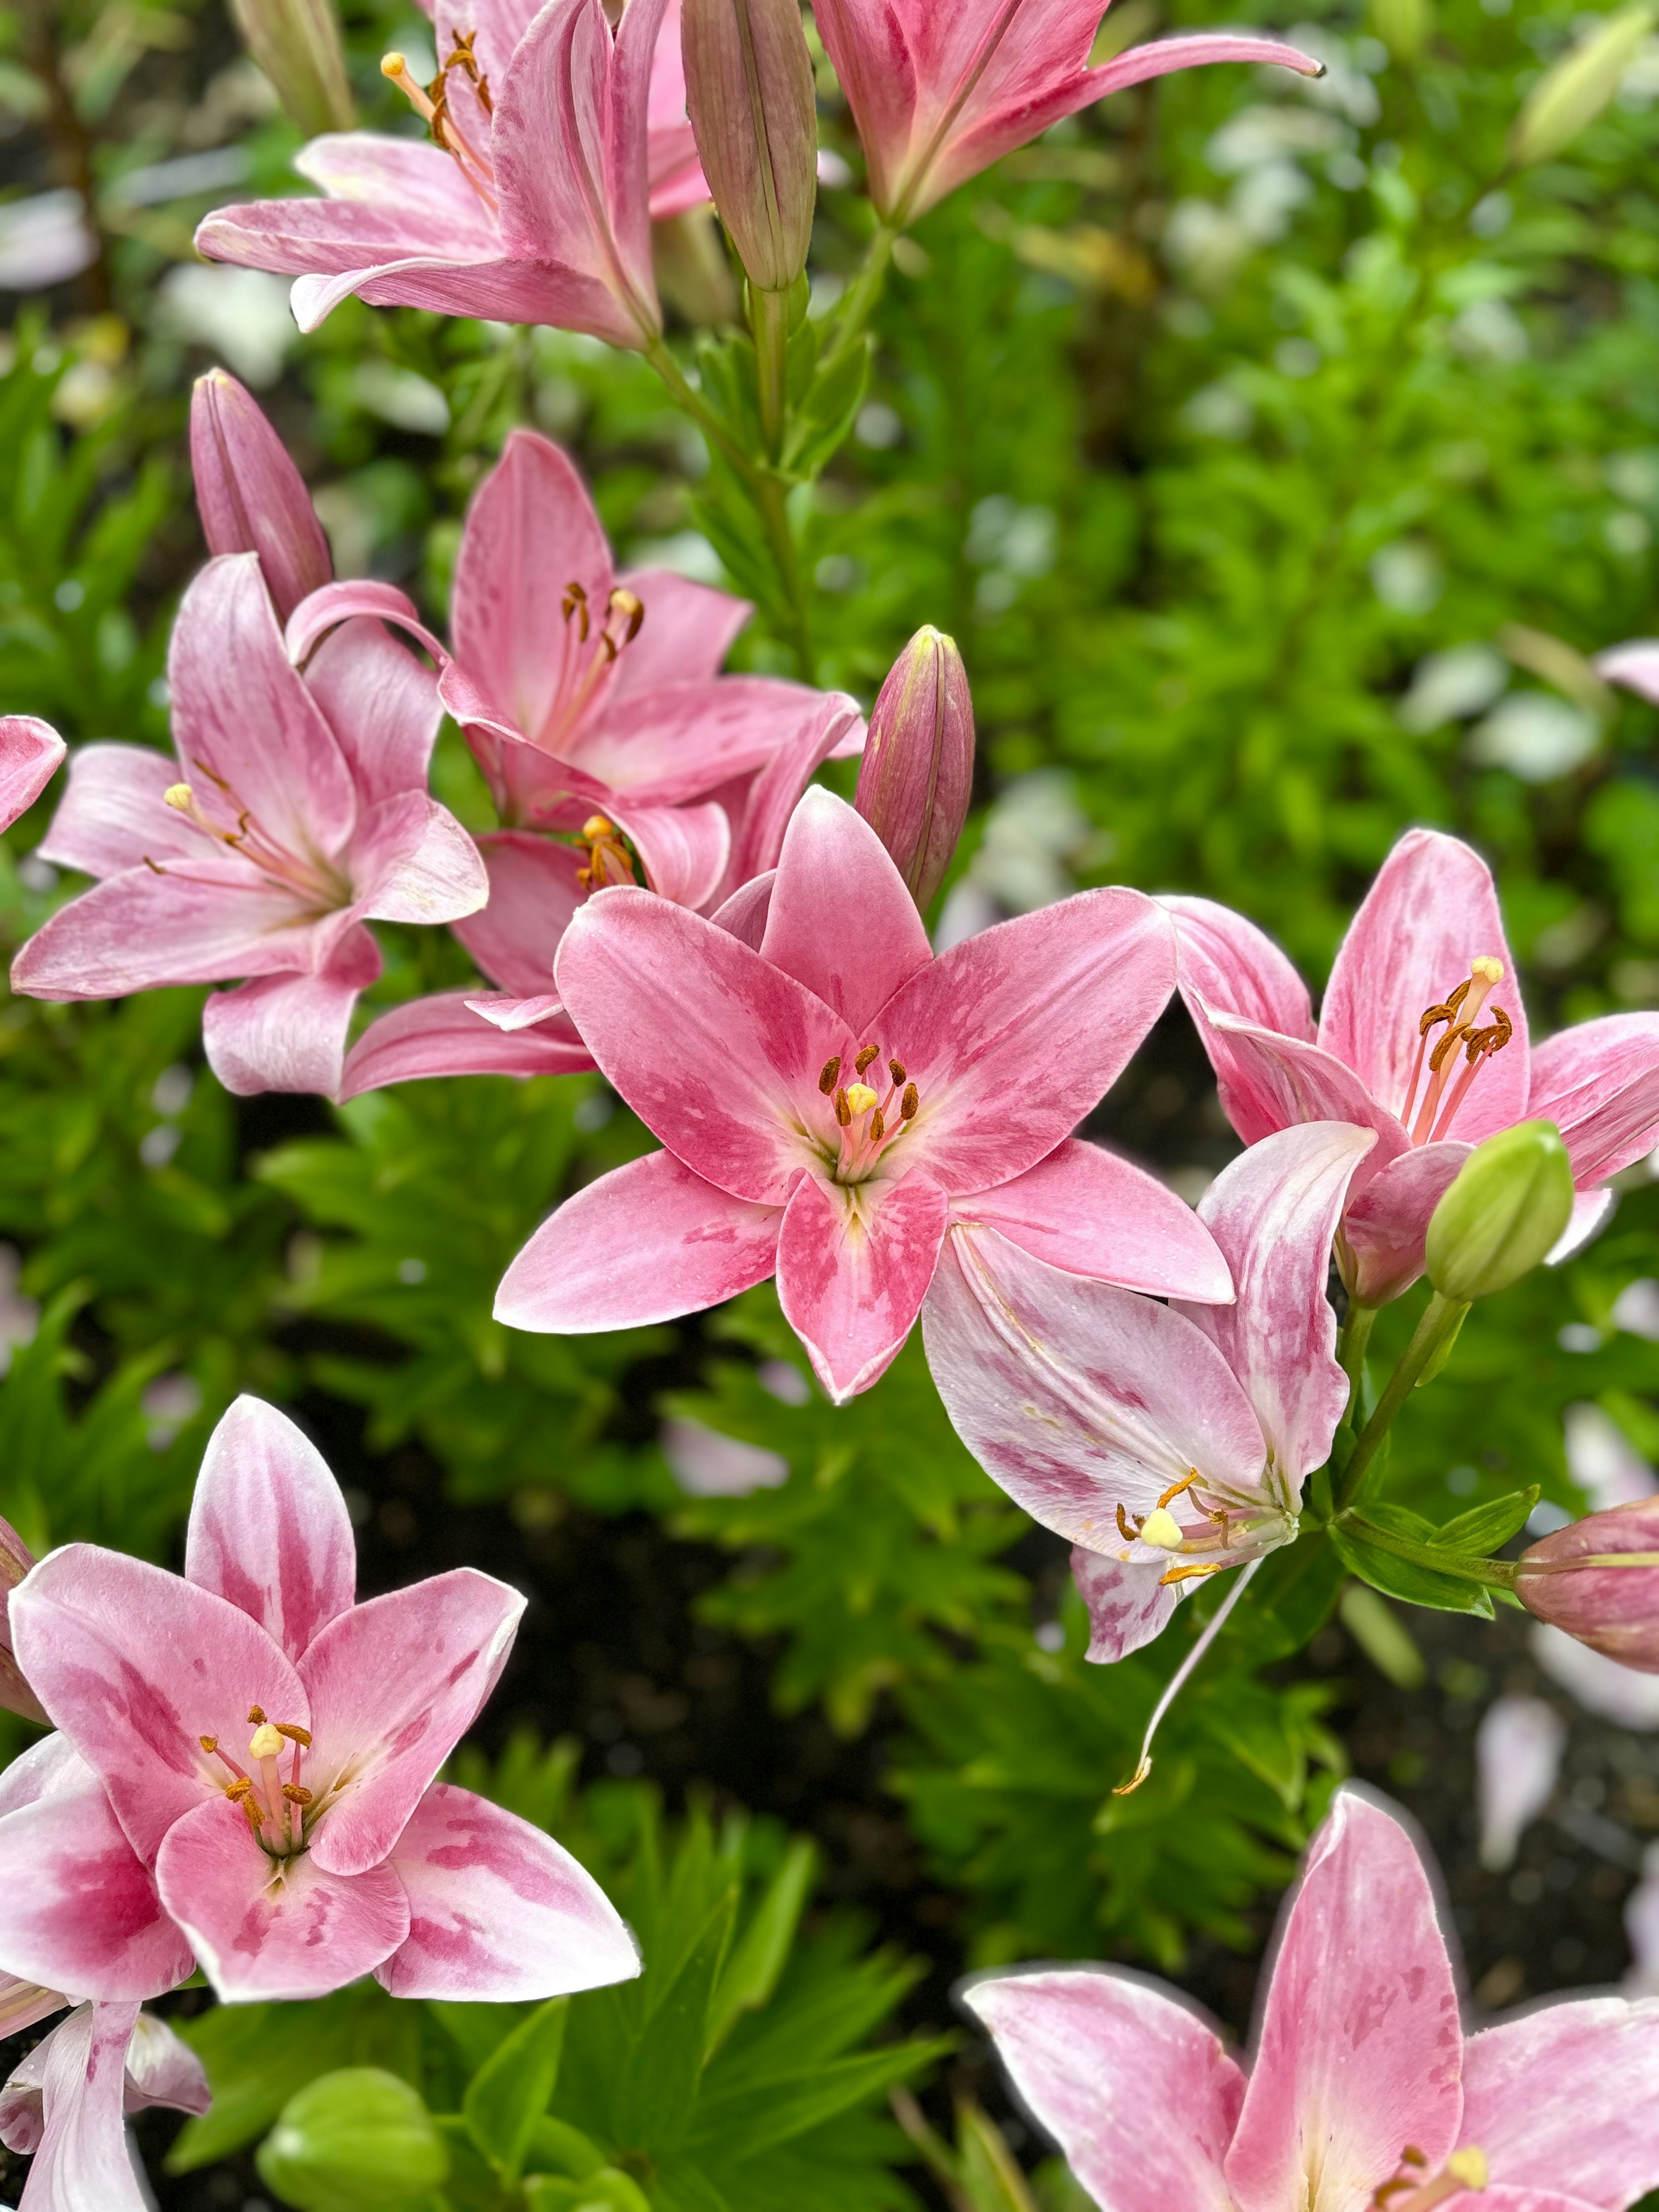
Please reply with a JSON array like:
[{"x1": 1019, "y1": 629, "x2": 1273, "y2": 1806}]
[
  {"x1": 1338, "y1": 1511, "x2": 1520, "y2": 1590},
  {"x1": 1336, "y1": 1299, "x2": 1377, "y2": 1424},
  {"x1": 643, "y1": 336, "x2": 752, "y2": 476},
  {"x1": 753, "y1": 470, "x2": 815, "y2": 680},
  {"x1": 750, "y1": 284, "x2": 790, "y2": 459},
  {"x1": 820, "y1": 222, "x2": 896, "y2": 377},
  {"x1": 1333, "y1": 1290, "x2": 1470, "y2": 1513}
]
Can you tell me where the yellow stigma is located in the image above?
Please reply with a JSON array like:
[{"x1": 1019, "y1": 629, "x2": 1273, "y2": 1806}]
[
  {"x1": 1138, "y1": 1507, "x2": 1185, "y2": 1550},
  {"x1": 248, "y1": 1722, "x2": 285, "y2": 1761},
  {"x1": 1469, "y1": 957, "x2": 1503, "y2": 986},
  {"x1": 1446, "y1": 2150, "x2": 1487, "y2": 2192},
  {"x1": 163, "y1": 783, "x2": 194, "y2": 811},
  {"x1": 582, "y1": 814, "x2": 616, "y2": 840},
  {"x1": 844, "y1": 1084, "x2": 880, "y2": 1116}
]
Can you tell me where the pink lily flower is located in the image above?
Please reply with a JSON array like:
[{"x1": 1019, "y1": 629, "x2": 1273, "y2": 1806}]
[
  {"x1": 969, "y1": 1787, "x2": 1659, "y2": 2212},
  {"x1": 332, "y1": 429, "x2": 863, "y2": 1096},
  {"x1": 812, "y1": 0, "x2": 1324, "y2": 225},
  {"x1": 0, "y1": 2000, "x2": 209, "y2": 2212},
  {"x1": 1168, "y1": 827, "x2": 1659, "y2": 1303},
  {"x1": 0, "y1": 717, "x2": 64, "y2": 835},
  {"x1": 195, "y1": 0, "x2": 681, "y2": 346},
  {"x1": 922, "y1": 1121, "x2": 1373, "y2": 1661},
  {"x1": 495, "y1": 786, "x2": 1231, "y2": 1402},
  {"x1": 9, "y1": 555, "x2": 488, "y2": 1096},
  {"x1": 0, "y1": 1395, "x2": 638, "y2": 2008}
]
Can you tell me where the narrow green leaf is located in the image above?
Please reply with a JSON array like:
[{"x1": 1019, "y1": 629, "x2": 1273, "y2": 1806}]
[
  {"x1": 608, "y1": 1891, "x2": 735, "y2": 2154},
  {"x1": 705, "y1": 1838, "x2": 817, "y2": 2055},
  {"x1": 464, "y1": 1996, "x2": 569, "y2": 2183},
  {"x1": 525, "y1": 2169, "x2": 655, "y2": 2212},
  {"x1": 1330, "y1": 1519, "x2": 1495, "y2": 1617},
  {"x1": 1434, "y1": 1486, "x2": 1539, "y2": 1556},
  {"x1": 689, "y1": 2037, "x2": 951, "y2": 2161}
]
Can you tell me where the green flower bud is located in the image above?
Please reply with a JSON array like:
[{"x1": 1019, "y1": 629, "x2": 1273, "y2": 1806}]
[
  {"x1": 229, "y1": 0, "x2": 355, "y2": 139},
  {"x1": 1510, "y1": 3, "x2": 1654, "y2": 166},
  {"x1": 256, "y1": 2069, "x2": 448, "y2": 2211},
  {"x1": 1424, "y1": 1119, "x2": 1575, "y2": 1303}
]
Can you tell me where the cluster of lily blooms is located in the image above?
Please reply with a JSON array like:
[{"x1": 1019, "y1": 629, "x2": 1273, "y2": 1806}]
[{"x1": 3, "y1": 0, "x2": 1659, "y2": 2197}]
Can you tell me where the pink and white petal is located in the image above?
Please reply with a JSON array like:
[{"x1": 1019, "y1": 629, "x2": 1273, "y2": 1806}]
[
  {"x1": 610, "y1": 798, "x2": 730, "y2": 910},
  {"x1": 450, "y1": 429, "x2": 613, "y2": 747},
  {"x1": 16, "y1": 2003, "x2": 148, "y2": 2212},
  {"x1": 1460, "y1": 1997, "x2": 1659, "y2": 2207},
  {"x1": 451, "y1": 830, "x2": 588, "y2": 997},
  {"x1": 1529, "y1": 1015, "x2": 1659, "y2": 1185},
  {"x1": 184, "y1": 1395, "x2": 355, "y2": 1661},
  {"x1": 609, "y1": 567, "x2": 750, "y2": 694},
  {"x1": 1163, "y1": 894, "x2": 1315, "y2": 1042},
  {"x1": 1338, "y1": 1141, "x2": 1470, "y2": 1307},
  {"x1": 715, "y1": 692, "x2": 868, "y2": 898},
  {"x1": 1549, "y1": 1186, "x2": 1615, "y2": 1263},
  {"x1": 10, "y1": 859, "x2": 316, "y2": 1001},
  {"x1": 1176, "y1": 1124, "x2": 1375, "y2": 1484},
  {"x1": 354, "y1": 794, "x2": 489, "y2": 924},
  {"x1": 1224, "y1": 1792, "x2": 1462, "y2": 2212},
  {"x1": 467, "y1": 992, "x2": 567, "y2": 1032},
  {"x1": 0, "y1": 717, "x2": 65, "y2": 836},
  {"x1": 1203, "y1": 1015, "x2": 1409, "y2": 1169},
  {"x1": 921, "y1": 1227, "x2": 1266, "y2": 1548},
  {"x1": 298, "y1": 1570, "x2": 525, "y2": 1878},
  {"x1": 202, "y1": 932, "x2": 381, "y2": 1099},
  {"x1": 886, "y1": 889, "x2": 1176, "y2": 1197},
  {"x1": 965, "y1": 1968, "x2": 1242, "y2": 2212},
  {"x1": 34, "y1": 743, "x2": 199, "y2": 879},
  {"x1": 0, "y1": 1978, "x2": 68, "y2": 2051},
  {"x1": 337, "y1": 993, "x2": 594, "y2": 1098},
  {"x1": 775, "y1": 1170, "x2": 950, "y2": 1403},
  {"x1": 0, "y1": 1783, "x2": 192, "y2": 1999},
  {"x1": 156, "y1": 1796, "x2": 408, "y2": 2002},
  {"x1": 8, "y1": 1545, "x2": 307, "y2": 1865},
  {"x1": 1598, "y1": 639, "x2": 1659, "y2": 704},
  {"x1": 122, "y1": 2012, "x2": 211, "y2": 2117},
  {"x1": 759, "y1": 788, "x2": 933, "y2": 1030},
  {"x1": 290, "y1": 253, "x2": 644, "y2": 344},
  {"x1": 496, "y1": 1149, "x2": 781, "y2": 1332},
  {"x1": 286, "y1": 579, "x2": 448, "y2": 672},
  {"x1": 1071, "y1": 1547, "x2": 1183, "y2": 1664},
  {"x1": 1318, "y1": 828, "x2": 1529, "y2": 1138},
  {"x1": 197, "y1": 150, "x2": 495, "y2": 273},
  {"x1": 295, "y1": 132, "x2": 502, "y2": 245},
  {"x1": 553, "y1": 887, "x2": 854, "y2": 1203},
  {"x1": 0, "y1": 1733, "x2": 93, "y2": 1818},
  {"x1": 169, "y1": 554, "x2": 358, "y2": 864},
  {"x1": 709, "y1": 869, "x2": 773, "y2": 945},
  {"x1": 955, "y1": 1139, "x2": 1233, "y2": 1303},
  {"x1": 376, "y1": 1783, "x2": 639, "y2": 1999},
  {"x1": 302, "y1": 614, "x2": 442, "y2": 806},
  {"x1": 572, "y1": 677, "x2": 835, "y2": 803}
]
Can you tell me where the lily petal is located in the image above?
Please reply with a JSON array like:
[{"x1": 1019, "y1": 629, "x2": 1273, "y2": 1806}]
[
  {"x1": 1528, "y1": 1014, "x2": 1659, "y2": 1186},
  {"x1": 200, "y1": 930, "x2": 381, "y2": 1098},
  {"x1": 775, "y1": 1169, "x2": 951, "y2": 1402},
  {"x1": 1163, "y1": 893, "x2": 1316, "y2": 1041},
  {"x1": 354, "y1": 793, "x2": 490, "y2": 924},
  {"x1": 0, "y1": 1782, "x2": 192, "y2": 2000},
  {"x1": 1202, "y1": 1013, "x2": 1409, "y2": 1166},
  {"x1": 759, "y1": 787, "x2": 934, "y2": 1030},
  {"x1": 302, "y1": 615, "x2": 442, "y2": 807},
  {"x1": 571, "y1": 677, "x2": 839, "y2": 803},
  {"x1": 609, "y1": 565, "x2": 749, "y2": 693},
  {"x1": 10, "y1": 2003, "x2": 148, "y2": 2212},
  {"x1": 122, "y1": 2012, "x2": 211, "y2": 2118},
  {"x1": 1460, "y1": 1997, "x2": 1659, "y2": 2207},
  {"x1": 33, "y1": 742, "x2": 200, "y2": 880},
  {"x1": 11, "y1": 858, "x2": 319, "y2": 1001},
  {"x1": 715, "y1": 690, "x2": 867, "y2": 899},
  {"x1": 1338, "y1": 1141, "x2": 1470, "y2": 1306},
  {"x1": 0, "y1": 716, "x2": 64, "y2": 834},
  {"x1": 338, "y1": 992, "x2": 594, "y2": 1097},
  {"x1": 613, "y1": 798, "x2": 731, "y2": 909},
  {"x1": 453, "y1": 830, "x2": 587, "y2": 997},
  {"x1": 1070, "y1": 1547, "x2": 1183, "y2": 1664}
]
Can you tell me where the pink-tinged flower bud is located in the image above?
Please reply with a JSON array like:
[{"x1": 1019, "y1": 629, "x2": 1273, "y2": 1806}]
[
  {"x1": 190, "y1": 370, "x2": 333, "y2": 626},
  {"x1": 1516, "y1": 1497, "x2": 1659, "y2": 1671},
  {"x1": 228, "y1": 0, "x2": 355, "y2": 138},
  {"x1": 0, "y1": 1516, "x2": 48, "y2": 1726},
  {"x1": 681, "y1": 0, "x2": 817, "y2": 292},
  {"x1": 855, "y1": 626, "x2": 975, "y2": 911}
]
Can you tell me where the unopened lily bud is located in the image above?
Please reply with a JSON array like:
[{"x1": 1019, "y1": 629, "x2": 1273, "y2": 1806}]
[
  {"x1": 0, "y1": 1515, "x2": 47, "y2": 1726},
  {"x1": 855, "y1": 627, "x2": 975, "y2": 912},
  {"x1": 1516, "y1": 1498, "x2": 1659, "y2": 1672},
  {"x1": 1423, "y1": 1120, "x2": 1574, "y2": 1303},
  {"x1": 229, "y1": 0, "x2": 355, "y2": 138},
  {"x1": 191, "y1": 371, "x2": 333, "y2": 624},
  {"x1": 682, "y1": 0, "x2": 817, "y2": 292},
  {"x1": 256, "y1": 2069, "x2": 448, "y2": 2211},
  {"x1": 1510, "y1": 2, "x2": 1655, "y2": 165}
]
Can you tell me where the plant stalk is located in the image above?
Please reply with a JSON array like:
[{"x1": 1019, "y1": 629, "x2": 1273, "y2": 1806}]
[
  {"x1": 1333, "y1": 1290, "x2": 1470, "y2": 1512},
  {"x1": 750, "y1": 283, "x2": 790, "y2": 458}
]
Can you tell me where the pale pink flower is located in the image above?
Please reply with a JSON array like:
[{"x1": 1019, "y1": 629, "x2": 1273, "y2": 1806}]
[
  {"x1": 196, "y1": 0, "x2": 691, "y2": 345},
  {"x1": 0, "y1": 1395, "x2": 638, "y2": 2006},
  {"x1": 1169, "y1": 828, "x2": 1659, "y2": 1303},
  {"x1": 923, "y1": 1120, "x2": 1373, "y2": 1660},
  {"x1": 0, "y1": 2000, "x2": 209, "y2": 2212},
  {"x1": 10, "y1": 555, "x2": 487, "y2": 1096},
  {"x1": 496, "y1": 787, "x2": 1230, "y2": 1402},
  {"x1": 812, "y1": 0, "x2": 1324, "y2": 224},
  {"x1": 0, "y1": 718, "x2": 64, "y2": 835},
  {"x1": 1474, "y1": 1694, "x2": 1564, "y2": 1872},
  {"x1": 970, "y1": 1789, "x2": 1659, "y2": 2212}
]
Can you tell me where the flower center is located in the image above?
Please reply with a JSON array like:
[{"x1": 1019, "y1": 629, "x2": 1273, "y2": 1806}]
[
  {"x1": 814, "y1": 1046, "x2": 922, "y2": 1184},
  {"x1": 159, "y1": 769, "x2": 347, "y2": 910},
  {"x1": 1372, "y1": 2145, "x2": 1488, "y2": 2212},
  {"x1": 575, "y1": 813, "x2": 639, "y2": 893},
  {"x1": 1113, "y1": 1468, "x2": 1280, "y2": 1584},
  {"x1": 382, "y1": 32, "x2": 498, "y2": 216},
  {"x1": 1399, "y1": 957, "x2": 1513, "y2": 1144},
  {"x1": 198, "y1": 1704, "x2": 315, "y2": 1860},
  {"x1": 531, "y1": 581, "x2": 645, "y2": 755}
]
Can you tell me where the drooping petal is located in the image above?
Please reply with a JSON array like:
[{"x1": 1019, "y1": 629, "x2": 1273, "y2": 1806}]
[
  {"x1": 286, "y1": 578, "x2": 448, "y2": 671},
  {"x1": 1163, "y1": 894, "x2": 1315, "y2": 1041},
  {"x1": 611, "y1": 798, "x2": 730, "y2": 909},
  {"x1": 353, "y1": 793, "x2": 490, "y2": 924},
  {"x1": 1597, "y1": 639, "x2": 1659, "y2": 703},
  {"x1": 13, "y1": 2003, "x2": 147, "y2": 2212},
  {"x1": 497, "y1": 1148, "x2": 782, "y2": 1332},
  {"x1": 0, "y1": 1733, "x2": 90, "y2": 1818},
  {"x1": 1319, "y1": 828, "x2": 1529, "y2": 1140},
  {"x1": 200, "y1": 929, "x2": 382, "y2": 1098},
  {"x1": 775, "y1": 1169, "x2": 951, "y2": 1402},
  {"x1": 1338, "y1": 1141, "x2": 1470, "y2": 1306},
  {"x1": 0, "y1": 1781, "x2": 192, "y2": 2000},
  {"x1": 954, "y1": 1139, "x2": 1233, "y2": 1303},
  {"x1": 294, "y1": 132, "x2": 502, "y2": 245},
  {"x1": 883, "y1": 888, "x2": 1176, "y2": 1197},
  {"x1": 553, "y1": 887, "x2": 854, "y2": 1203},
  {"x1": 8, "y1": 1546, "x2": 308, "y2": 1866},
  {"x1": 122, "y1": 2012, "x2": 211, "y2": 2118},
  {"x1": 1528, "y1": 1015, "x2": 1659, "y2": 1185},
  {"x1": 1201, "y1": 1014, "x2": 1409, "y2": 1165},
  {"x1": 0, "y1": 716, "x2": 65, "y2": 834},
  {"x1": 1475, "y1": 1695, "x2": 1564, "y2": 1874},
  {"x1": 467, "y1": 992, "x2": 567, "y2": 1031},
  {"x1": 376, "y1": 1783, "x2": 639, "y2": 1999},
  {"x1": 289, "y1": 253, "x2": 639, "y2": 340},
  {"x1": 1461, "y1": 1997, "x2": 1659, "y2": 2207},
  {"x1": 337, "y1": 993, "x2": 594, "y2": 1098},
  {"x1": 33, "y1": 743, "x2": 200, "y2": 880},
  {"x1": 450, "y1": 429, "x2": 613, "y2": 748},
  {"x1": 1070, "y1": 1547, "x2": 1182, "y2": 1664},
  {"x1": 11, "y1": 859, "x2": 319, "y2": 1000},
  {"x1": 184, "y1": 1395, "x2": 355, "y2": 1662},
  {"x1": 714, "y1": 690, "x2": 867, "y2": 899},
  {"x1": 298, "y1": 1570, "x2": 525, "y2": 1878},
  {"x1": 452, "y1": 830, "x2": 588, "y2": 996},
  {"x1": 1224, "y1": 1792, "x2": 1462, "y2": 2212},
  {"x1": 758, "y1": 788, "x2": 934, "y2": 1030},
  {"x1": 965, "y1": 1967, "x2": 1243, "y2": 2212},
  {"x1": 921, "y1": 1227, "x2": 1267, "y2": 1548},
  {"x1": 709, "y1": 869, "x2": 773, "y2": 949},
  {"x1": 570, "y1": 676, "x2": 838, "y2": 804},
  {"x1": 302, "y1": 614, "x2": 442, "y2": 807},
  {"x1": 0, "y1": 1979, "x2": 68, "y2": 2050},
  {"x1": 155, "y1": 1795, "x2": 408, "y2": 2002},
  {"x1": 1175, "y1": 1124, "x2": 1374, "y2": 1485},
  {"x1": 608, "y1": 566, "x2": 748, "y2": 693}
]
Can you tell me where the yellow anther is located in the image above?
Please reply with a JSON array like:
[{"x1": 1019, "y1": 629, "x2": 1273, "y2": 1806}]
[
  {"x1": 608, "y1": 587, "x2": 644, "y2": 642},
  {"x1": 1446, "y1": 2150, "x2": 1487, "y2": 2192},
  {"x1": 818, "y1": 1057, "x2": 842, "y2": 1096},
  {"x1": 844, "y1": 1084, "x2": 879, "y2": 1116},
  {"x1": 274, "y1": 1722, "x2": 312, "y2": 1748},
  {"x1": 164, "y1": 784, "x2": 194, "y2": 811},
  {"x1": 248, "y1": 1722, "x2": 285, "y2": 1761},
  {"x1": 282, "y1": 1783, "x2": 314, "y2": 1805},
  {"x1": 901, "y1": 1083, "x2": 918, "y2": 1120},
  {"x1": 1138, "y1": 1507, "x2": 1185, "y2": 1550},
  {"x1": 198, "y1": 1734, "x2": 218, "y2": 1753},
  {"x1": 224, "y1": 1777, "x2": 251, "y2": 1802}
]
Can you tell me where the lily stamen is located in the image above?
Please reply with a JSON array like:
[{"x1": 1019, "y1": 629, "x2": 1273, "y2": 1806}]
[{"x1": 1402, "y1": 957, "x2": 1510, "y2": 1141}]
